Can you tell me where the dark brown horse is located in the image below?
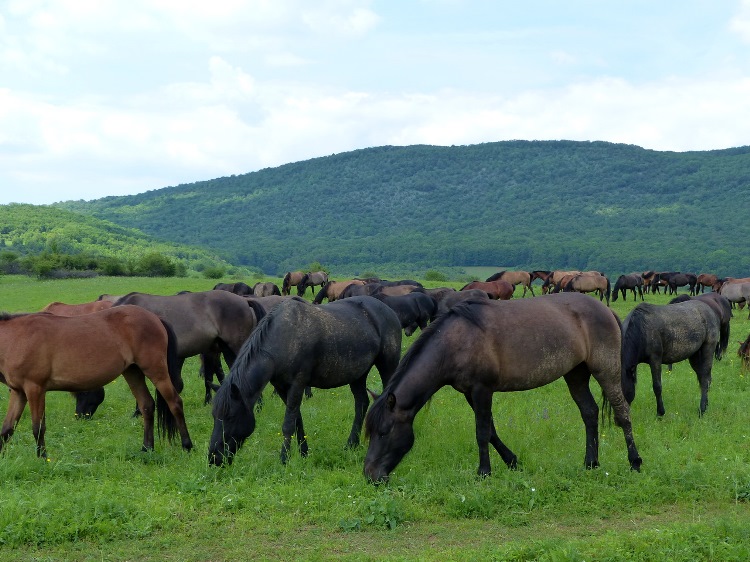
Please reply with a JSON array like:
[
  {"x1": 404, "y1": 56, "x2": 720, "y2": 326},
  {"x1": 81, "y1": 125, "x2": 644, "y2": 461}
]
[
  {"x1": 486, "y1": 270, "x2": 535, "y2": 296},
  {"x1": 459, "y1": 280, "x2": 513, "y2": 300},
  {"x1": 213, "y1": 282, "x2": 253, "y2": 296},
  {"x1": 282, "y1": 271, "x2": 306, "y2": 296},
  {"x1": 297, "y1": 271, "x2": 329, "y2": 297},
  {"x1": 0, "y1": 306, "x2": 193, "y2": 458},
  {"x1": 252, "y1": 282, "x2": 281, "y2": 297},
  {"x1": 611, "y1": 274, "x2": 643, "y2": 302},
  {"x1": 363, "y1": 293, "x2": 642, "y2": 482}
]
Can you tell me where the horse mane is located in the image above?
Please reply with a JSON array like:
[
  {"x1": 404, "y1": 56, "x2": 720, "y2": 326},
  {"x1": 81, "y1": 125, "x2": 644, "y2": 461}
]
[
  {"x1": 313, "y1": 282, "x2": 330, "y2": 303},
  {"x1": 485, "y1": 271, "x2": 505, "y2": 282},
  {"x1": 113, "y1": 291, "x2": 140, "y2": 305},
  {"x1": 0, "y1": 311, "x2": 32, "y2": 321}
]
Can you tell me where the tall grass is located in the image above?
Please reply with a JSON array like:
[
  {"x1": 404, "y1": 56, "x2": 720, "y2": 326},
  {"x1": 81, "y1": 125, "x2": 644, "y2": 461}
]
[{"x1": 0, "y1": 275, "x2": 749, "y2": 560}]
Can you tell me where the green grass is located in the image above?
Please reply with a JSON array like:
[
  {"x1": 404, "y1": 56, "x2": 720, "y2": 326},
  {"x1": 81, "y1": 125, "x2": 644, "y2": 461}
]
[{"x1": 1, "y1": 275, "x2": 750, "y2": 560}]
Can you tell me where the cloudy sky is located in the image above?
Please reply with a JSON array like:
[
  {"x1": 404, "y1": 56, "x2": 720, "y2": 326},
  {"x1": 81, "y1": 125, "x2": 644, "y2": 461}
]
[{"x1": 2, "y1": 0, "x2": 750, "y2": 205}]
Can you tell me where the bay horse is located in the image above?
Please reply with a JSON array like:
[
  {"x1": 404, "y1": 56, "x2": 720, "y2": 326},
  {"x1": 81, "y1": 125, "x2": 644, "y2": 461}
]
[
  {"x1": 213, "y1": 282, "x2": 253, "y2": 296},
  {"x1": 282, "y1": 271, "x2": 306, "y2": 296},
  {"x1": 696, "y1": 273, "x2": 719, "y2": 294},
  {"x1": 621, "y1": 300, "x2": 720, "y2": 417},
  {"x1": 363, "y1": 293, "x2": 642, "y2": 482},
  {"x1": 459, "y1": 280, "x2": 513, "y2": 300},
  {"x1": 208, "y1": 296, "x2": 402, "y2": 466},
  {"x1": 563, "y1": 273, "x2": 611, "y2": 306},
  {"x1": 312, "y1": 280, "x2": 365, "y2": 303},
  {"x1": 0, "y1": 306, "x2": 192, "y2": 458},
  {"x1": 297, "y1": 271, "x2": 329, "y2": 297},
  {"x1": 611, "y1": 274, "x2": 643, "y2": 302},
  {"x1": 252, "y1": 282, "x2": 281, "y2": 297},
  {"x1": 486, "y1": 271, "x2": 535, "y2": 296}
]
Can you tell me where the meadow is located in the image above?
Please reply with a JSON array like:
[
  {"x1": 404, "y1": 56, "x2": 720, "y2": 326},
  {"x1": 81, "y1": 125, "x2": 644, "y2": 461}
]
[{"x1": 1, "y1": 275, "x2": 750, "y2": 561}]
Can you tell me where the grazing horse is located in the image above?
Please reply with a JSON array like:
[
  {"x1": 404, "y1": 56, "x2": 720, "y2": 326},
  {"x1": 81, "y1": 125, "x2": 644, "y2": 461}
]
[
  {"x1": 611, "y1": 274, "x2": 643, "y2": 302},
  {"x1": 486, "y1": 270, "x2": 535, "y2": 297},
  {"x1": 459, "y1": 280, "x2": 514, "y2": 300},
  {"x1": 339, "y1": 283, "x2": 383, "y2": 299},
  {"x1": 0, "y1": 306, "x2": 192, "y2": 458},
  {"x1": 363, "y1": 293, "x2": 642, "y2": 482},
  {"x1": 312, "y1": 280, "x2": 365, "y2": 303},
  {"x1": 282, "y1": 271, "x2": 306, "y2": 296},
  {"x1": 208, "y1": 296, "x2": 402, "y2": 466},
  {"x1": 213, "y1": 282, "x2": 253, "y2": 296},
  {"x1": 669, "y1": 293, "x2": 731, "y2": 360},
  {"x1": 739, "y1": 332, "x2": 750, "y2": 370},
  {"x1": 75, "y1": 290, "x2": 265, "y2": 410},
  {"x1": 563, "y1": 274, "x2": 611, "y2": 306},
  {"x1": 252, "y1": 282, "x2": 281, "y2": 297},
  {"x1": 696, "y1": 273, "x2": 719, "y2": 294},
  {"x1": 665, "y1": 273, "x2": 698, "y2": 295},
  {"x1": 649, "y1": 272, "x2": 680, "y2": 294},
  {"x1": 297, "y1": 271, "x2": 329, "y2": 297},
  {"x1": 621, "y1": 300, "x2": 720, "y2": 416},
  {"x1": 372, "y1": 291, "x2": 437, "y2": 336}
]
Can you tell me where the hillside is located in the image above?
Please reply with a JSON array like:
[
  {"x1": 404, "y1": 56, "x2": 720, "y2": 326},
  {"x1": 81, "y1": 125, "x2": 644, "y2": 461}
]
[{"x1": 56, "y1": 140, "x2": 750, "y2": 276}]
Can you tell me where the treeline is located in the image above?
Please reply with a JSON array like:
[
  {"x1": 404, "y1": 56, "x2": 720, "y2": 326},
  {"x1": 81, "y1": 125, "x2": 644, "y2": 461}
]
[{"x1": 56, "y1": 140, "x2": 750, "y2": 277}]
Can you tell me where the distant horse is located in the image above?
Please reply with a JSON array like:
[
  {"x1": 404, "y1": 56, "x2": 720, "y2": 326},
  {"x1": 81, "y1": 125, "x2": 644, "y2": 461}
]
[
  {"x1": 424, "y1": 287, "x2": 456, "y2": 302},
  {"x1": 297, "y1": 271, "x2": 329, "y2": 297},
  {"x1": 282, "y1": 271, "x2": 306, "y2": 296},
  {"x1": 649, "y1": 272, "x2": 680, "y2": 294},
  {"x1": 486, "y1": 270, "x2": 535, "y2": 297},
  {"x1": 312, "y1": 280, "x2": 365, "y2": 304},
  {"x1": 339, "y1": 283, "x2": 383, "y2": 299},
  {"x1": 611, "y1": 274, "x2": 643, "y2": 302},
  {"x1": 563, "y1": 274, "x2": 611, "y2": 306},
  {"x1": 621, "y1": 300, "x2": 720, "y2": 416},
  {"x1": 0, "y1": 306, "x2": 192, "y2": 458},
  {"x1": 696, "y1": 273, "x2": 719, "y2": 294},
  {"x1": 543, "y1": 270, "x2": 582, "y2": 293},
  {"x1": 363, "y1": 293, "x2": 642, "y2": 482},
  {"x1": 378, "y1": 279, "x2": 424, "y2": 289},
  {"x1": 41, "y1": 299, "x2": 115, "y2": 418},
  {"x1": 669, "y1": 293, "x2": 731, "y2": 360},
  {"x1": 739, "y1": 332, "x2": 750, "y2": 370},
  {"x1": 665, "y1": 273, "x2": 698, "y2": 295},
  {"x1": 208, "y1": 296, "x2": 402, "y2": 466},
  {"x1": 435, "y1": 288, "x2": 489, "y2": 317},
  {"x1": 713, "y1": 277, "x2": 750, "y2": 292},
  {"x1": 640, "y1": 271, "x2": 656, "y2": 294},
  {"x1": 372, "y1": 291, "x2": 437, "y2": 336},
  {"x1": 213, "y1": 282, "x2": 253, "y2": 296},
  {"x1": 373, "y1": 284, "x2": 424, "y2": 297},
  {"x1": 75, "y1": 291, "x2": 265, "y2": 410},
  {"x1": 253, "y1": 282, "x2": 281, "y2": 297},
  {"x1": 719, "y1": 282, "x2": 750, "y2": 317},
  {"x1": 459, "y1": 280, "x2": 513, "y2": 300}
]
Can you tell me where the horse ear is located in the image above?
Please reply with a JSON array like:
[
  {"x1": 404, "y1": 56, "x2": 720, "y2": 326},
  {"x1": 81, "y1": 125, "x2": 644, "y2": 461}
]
[
  {"x1": 367, "y1": 388, "x2": 380, "y2": 401},
  {"x1": 386, "y1": 392, "x2": 396, "y2": 410}
]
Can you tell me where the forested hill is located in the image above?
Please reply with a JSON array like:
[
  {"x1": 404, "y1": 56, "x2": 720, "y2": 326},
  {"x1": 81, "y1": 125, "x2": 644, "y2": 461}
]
[{"x1": 58, "y1": 140, "x2": 750, "y2": 276}]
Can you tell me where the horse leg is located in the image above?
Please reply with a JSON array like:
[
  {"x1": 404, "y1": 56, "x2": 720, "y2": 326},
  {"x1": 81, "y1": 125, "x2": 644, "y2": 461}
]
[
  {"x1": 146, "y1": 371, "x2": 193, "y2": 451},
  {"x1": 25, "y1": 385, "x2": 48, "y2": 458},
  {"x1": 0, "y1": 389, "x2": 28, "y2": 453},
  {"x1": 563, "y1": 367, "x2": 600, "y2": 469},
  {"x1": 688, "y1": 348, "x2": 713, "y2": 416},
  {"x1": 275, "y1": 383, "x2": 308, "y2": 463},
  {"x1": 467, "y1": 386, "x2": 504, "y2": 477},
  {"x1": 346, "y1": 377, "x2": 370, "y2": 449},
  {"x1": 593, "y1": 371, "x2": 642, "y2": 472},
  {"x1": 649, "y1": 361, "x2": 666, "y2": 416},
  {"x1": 122, "y1": 368, "x2": 157, "y2": 451},
  {"x1": 464, "y1": 392, "x2": 517, "y2": 470}
]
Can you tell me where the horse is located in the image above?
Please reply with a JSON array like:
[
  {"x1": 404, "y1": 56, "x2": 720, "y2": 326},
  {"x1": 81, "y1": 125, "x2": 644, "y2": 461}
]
[
  {"x1": 563, "y1": 273, "x2": 611, "y2": 306},
  {"x1": 76, "y1": 290, "x2": 265, "y2": 410},
  {"x1": 713, "y1": 276, "x2": 750, "y2": 292},
  {"x1": 719, "y1": 282, "x2": 750, "y2": 317},
  {"x1": 297, "y1": 271, "x2": 329, "y2": 297},
  {"x1": 640, "y1": 271, "x2": 656, "y2": 294},
  {"x1": 459, "y1": 280, "x2": 513, "y2": 300},
  {"x1": 669, "y1": 293, "x2": 731, "y2": 360},
  {"x1": 339, "y1": 283, "x2": 384, "y2": 299},
  {"x1": 282, "y1": 271, "x2": 306, "y2": 296},
  {"x1": 696, "y1": 273, "x2": 719, "y2": 294},
  {"x1": 739, "y1": 332, "x2": 750, "y2": 370},
  {"x1": 620, "y1": 300, "x2": 721, "y2": 417},
  {"x1": 611, "y1": 274, "x2": 643, "y2": 302},
  {"x1": 435, "y1": 288, "x2": 489, "y2": 317},
  {"x1": 372, "y1": 291, "x2": 437, "y2": 336},
  {"x1": 486, "y1": 270, "x2": 535, "y2": 297},
  {"x1": 208, "y1": 296, "x2": 402, "y2": 466},
  {"x1": 213, "y1": 282, "x2": 253, "y2": 296},
  {"x1": 543, "y1": 270, "x2": 582, "y2": 293},
  {"x1": 665, "y1": 273, "x2": 698, "y2": 295},
  {"x1": 363, "y1": 293, "x2": 642, "y2": 482},
  {"x1": 424, "y1": 287, "x2": 456, "y2": 303},
  {"x1": 649, "y1": 272, "x2": 680, "y2": 294},
  {"x1": 372, "y1": 284, "x2": 424, "y2": 297},
  {"x1": 40, "y1": 299, "x2": 115, "y2": 418},
  {"x1": 252, "y1": 282, "x2": 281, "y2": 297},
  {"x1": 312, "y1": 280, "x2": 365, "y2": 303},
  {"x1": 0, "y1": 306, "x2": 193, "y2": 458}
]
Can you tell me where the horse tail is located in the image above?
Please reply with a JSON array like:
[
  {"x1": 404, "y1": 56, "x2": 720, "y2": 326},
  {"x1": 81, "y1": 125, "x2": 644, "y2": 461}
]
[
  {"x1": 282, "y1": 273, "x2": 291, "y2": 295},
  {"x1": 246, "y1": 299, "x2": 267, "y2": 325},
  {"x1": 156, "y1": 319, "x2": 181, "y2": 443},
  {"x1": 717, "y1": 318, "x2": 730, "y2": 361},
  {"x1": 620, "y1": 313, "x2": 644, "y2": 404},
  {"x1": 605, "y1": 277, "x2": 611, "y2": 306}
]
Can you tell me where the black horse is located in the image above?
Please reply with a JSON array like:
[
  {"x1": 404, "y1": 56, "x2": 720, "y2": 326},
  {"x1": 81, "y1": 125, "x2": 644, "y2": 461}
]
[
  {"x1": 611, "y1": 274, "x2": 643, "y2": 302},
  {"x1": 363, "y1": 293, "x2": 642, "y2": 482},
  {"x1": 208, "y1": 296, "x2": 402, "y2": 466},
  {"x1": 621, "y1": 300, "x2": 720, "y2": 416},
  {"x1": 372, "y1": 291, "x2": 437, "y2": 336}
]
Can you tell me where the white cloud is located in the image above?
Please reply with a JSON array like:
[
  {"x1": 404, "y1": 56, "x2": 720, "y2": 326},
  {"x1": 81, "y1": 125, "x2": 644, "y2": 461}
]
[{"x1": 730, "y1": 0, "x2": 750, "y2": 42}]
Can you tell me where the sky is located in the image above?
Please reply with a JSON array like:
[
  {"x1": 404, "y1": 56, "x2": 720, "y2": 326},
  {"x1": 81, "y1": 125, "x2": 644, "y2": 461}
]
[{"x1": 2, "y1": 0, "x2": 750, "y2": 205}]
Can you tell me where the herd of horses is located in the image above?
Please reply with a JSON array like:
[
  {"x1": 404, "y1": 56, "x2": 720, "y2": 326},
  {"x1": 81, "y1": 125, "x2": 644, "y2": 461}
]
[{"x1": 1, "y1": 266, "x2": 749, "y2": 484}]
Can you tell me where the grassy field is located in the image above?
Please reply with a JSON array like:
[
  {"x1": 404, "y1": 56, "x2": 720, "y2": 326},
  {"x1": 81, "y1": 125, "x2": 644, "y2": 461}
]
[{"x1": 1, "y1": 275, "x2": 750, "y2": 561}]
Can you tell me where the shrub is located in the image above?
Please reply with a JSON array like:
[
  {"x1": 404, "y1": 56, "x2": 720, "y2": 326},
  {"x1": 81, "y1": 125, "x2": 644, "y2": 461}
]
[{"x1": 424, "y1": 270, "x2": 448, "y2": 282}]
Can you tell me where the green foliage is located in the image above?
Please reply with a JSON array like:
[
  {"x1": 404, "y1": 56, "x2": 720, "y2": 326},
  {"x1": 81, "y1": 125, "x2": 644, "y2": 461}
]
[
  {"x1": 55, "y1": 141, "x2": 750, "y2": 276},
  {"x1": 134, "y1": 252, "x2": 177, "y2": 277},
  {"x1": 424, "y1": 269, "x2": 448, "y2": 282},
  {"x1": 202, "y1": 266, "x2": 226, "y2": 279}
]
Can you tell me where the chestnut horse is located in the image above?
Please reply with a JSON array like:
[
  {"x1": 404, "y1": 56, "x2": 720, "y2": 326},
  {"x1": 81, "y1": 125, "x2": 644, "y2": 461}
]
[
  {"x1": 486, "y1": 271, "x2": 535, "y2": 297},
  {"x1": 0, "y1": 306, "x2": 193, "y2": 458},
  {"x1": 460, "y1": 280, "x2": 514, "y2": 300}
]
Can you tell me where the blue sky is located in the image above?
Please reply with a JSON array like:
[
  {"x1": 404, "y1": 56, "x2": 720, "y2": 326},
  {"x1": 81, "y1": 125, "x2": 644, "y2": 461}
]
[{"x1": 1, "y1": 0, "x2": 749, "y2": 205}]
